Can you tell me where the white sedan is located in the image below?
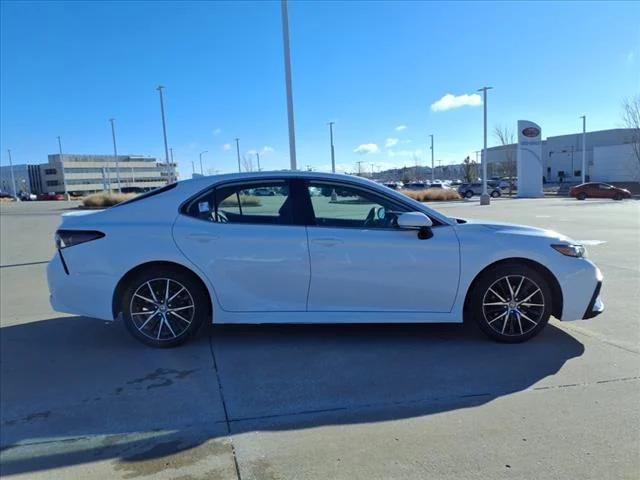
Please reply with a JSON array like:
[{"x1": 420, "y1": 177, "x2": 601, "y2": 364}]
[{"x1": 47, "y1": 172, "x2": 603, "y2": 347}]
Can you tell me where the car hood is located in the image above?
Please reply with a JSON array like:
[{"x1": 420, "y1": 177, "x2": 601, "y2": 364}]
[{"x1": 456, "y1": 218, "x2": 575, "y2": 243}]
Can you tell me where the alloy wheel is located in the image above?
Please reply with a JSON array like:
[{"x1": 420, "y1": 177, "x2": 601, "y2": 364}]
[
  {"x1": 482, "y1": 275, "x2": 545, "y2": 337},
  {"x1": 129, "y1": 278, "x2": 195, "y2": 341}
]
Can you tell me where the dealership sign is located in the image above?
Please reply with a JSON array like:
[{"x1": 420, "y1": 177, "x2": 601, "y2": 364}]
[{"x1": 517, "y1": 120, "x2": 544, "y2": 198}]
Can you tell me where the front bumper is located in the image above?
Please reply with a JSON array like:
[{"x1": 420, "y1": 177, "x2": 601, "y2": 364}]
[{"x1": 583, "y1": 281, "x2": 604, "y2": 319}]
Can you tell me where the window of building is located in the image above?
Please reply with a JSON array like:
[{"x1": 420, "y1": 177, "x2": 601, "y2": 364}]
[
  {"x1": 45, "y1": 168, "x2": 57, "y2": 175},
  {"x1": 46, "y1": 180, "x2": 59, "y2": 186}
]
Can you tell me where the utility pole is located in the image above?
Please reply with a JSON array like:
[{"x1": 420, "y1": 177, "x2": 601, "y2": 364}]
[
  {"x1": 478, "y1": 86, "x2": 493, "y2": 205},
  {"x1": 109, "y1": 119, "x2": 121, "y2": 192},
  {"x1": 580, "y1": 115, "x2": 587, "y2": 183},
  {"x1": 199, "y1": 151, "x2": 208, "y2": 175},
  {"x1": 191, "y1": 161, "x2": 195, "y2": 176},
  {"x1": 328, "y1": 121, "x2": 336, "y2": 173},
  {"x1": 6, "y1": 149, "x2": 18, "y2": 199},
  {"x1": 56, "y1": 136, "x2": 70, "y2": 200},
  {"x1": 356, "y1": 160, "x2": 364, "y2": 176},
  {"x1": 281, "y1": 0, "x2": 297, "y2": 170},
  {"x1": 430, "y1": 134, "x2": 434, "y2": 183},
  {"x1": 169, "y1": 147, "x2": 175, "y2": 183},
  {"x1": 234, "y1": 138, "x2": 241, "y2": 172},
  {"x1": 256, "y1": 152, "x2": 261, "y2": 171},
  {"x1": 157, "y1": 86, "x2": 171, "y2": 182}
]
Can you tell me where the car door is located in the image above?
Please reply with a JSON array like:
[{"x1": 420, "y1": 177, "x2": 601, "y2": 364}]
[
  {"x1": 303, "y1": 180, "x2": 460, "y2": 312},
  {"x1": 173, "y1": 179, "x2": 310, "y2": 312}
]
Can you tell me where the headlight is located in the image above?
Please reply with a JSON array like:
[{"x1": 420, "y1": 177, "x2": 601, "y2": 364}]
[{"x1": 551, "y1": 244, "x2": 586, "y2": 258}]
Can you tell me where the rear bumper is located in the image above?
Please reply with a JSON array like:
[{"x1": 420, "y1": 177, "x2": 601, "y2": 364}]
[{"x1": 583, "y1": 281, "x2": 604, "y2": 319}]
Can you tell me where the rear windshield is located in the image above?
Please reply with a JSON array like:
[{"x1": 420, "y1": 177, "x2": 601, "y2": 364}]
[{"x1": 114, "y1": 183, "x2": 178, "y2": 207}]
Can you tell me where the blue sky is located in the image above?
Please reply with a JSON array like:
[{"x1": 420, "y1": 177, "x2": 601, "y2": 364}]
[{"x1": 1, "y1": 1, "x2": 638, "y2": 178}]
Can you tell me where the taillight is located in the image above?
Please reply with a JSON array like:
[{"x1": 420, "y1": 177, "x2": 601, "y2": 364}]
[{"x1": 55, "y1": 230, "x2": 105, "y2": 249}]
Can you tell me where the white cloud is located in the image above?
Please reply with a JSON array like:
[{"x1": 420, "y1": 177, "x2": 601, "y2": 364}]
[
  {"x1": 395, "y1": 125, "x2": 407, "y2": 131},
  {"x1": 222, "y1": 143, "x2": 231, "y2": 151},
  {"x1": 627, "y1": 51, "x2": 636, "y2": 64},
  {"x1": 262, "y1": 145, "x2": 275, "y2": 154},
  {"x1": 430, "y1": 93, "x2": 482, "y2": 112},
  {"x1": 213, "y1": 128, "x2": 222, "y2": 135},
  {"x1": 354, "y1": 143, "x2": 380, "y2": 154},
  {"x1": 385, "y1": 138, "x2": 399, "y2": 148}
]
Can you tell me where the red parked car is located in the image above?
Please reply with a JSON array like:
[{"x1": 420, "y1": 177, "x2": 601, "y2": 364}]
[{"x1": 569, "y1": 182, "x2": 631, "y2": 201}]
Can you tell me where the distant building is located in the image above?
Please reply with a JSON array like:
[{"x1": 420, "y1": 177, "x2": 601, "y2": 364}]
[
  {"x1": 484, "y1": 128, "x2": 639, "y2": 183},
  {"x1": 0, "y1": 164, "x2": 41, "y2": 196},
  {"x1": 42, "y1": 154, "x2": 177, "y2": 194}
]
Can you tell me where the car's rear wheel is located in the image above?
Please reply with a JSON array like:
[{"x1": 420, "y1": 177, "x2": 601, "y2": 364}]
[
  {"x1": 469, "y1": 264, "x2": 552, "y2": 343},
  {"x1": 613, "y1": 192, "x2": 623, "y2": 201},
  {"x1": 121, "y1": 267, "x2": 208, "y2": 348},
  {"x1": 490, "y1": 190, "x2": 501, "y2": 198},
  {"x1": 577, "y1": 192, "x2": 587, "y2": 200},
  {"x1": 464, "y1": 190, "x2": 474, "y2": 199}
]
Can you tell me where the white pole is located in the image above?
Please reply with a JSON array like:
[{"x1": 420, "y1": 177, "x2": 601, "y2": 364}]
[
  {"x1": 157, "y1": 86, "x2": 171, "y2": 182},
  {"x1": 109, "y1": 119, "x2": 121, "y2": 192},
  {"x1": 169, "y1": 147, "x2": 175, "y2": 182},
  {"x1": 199, "y1": 151, "x2": 207, "y2": 175},
  {"x1": 281, "y1": 0, "x2": 297, "y2": 170},
  {"x1": 430, "y1": 134, "x2": 434, "y2": 183},
  {"x1": 235, "y1": 138, "x2": 241, "y2": 172},
  {"x1": 478, "y1": 86, "x2": 493, "y2": 205},
  {"x1": 6, "y1": 149, "x2": 18, "y2": 199},
  {"x1": 580, "y1": 115, "x2": 586, "y2": 183},
  {"x1": 328, "y1": 122, "x2": 336, "y2": 173},
  {"x1": 57, "y1": 136, "x2": 70, "y2": 200},
  {"x1": 256, "y1": 152, "x2": 261, "y2": 171}
]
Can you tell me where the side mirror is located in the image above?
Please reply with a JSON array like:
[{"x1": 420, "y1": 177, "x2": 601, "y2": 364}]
[{"x1": 397, "y1": 212, "x2": 433, "y2": 229}]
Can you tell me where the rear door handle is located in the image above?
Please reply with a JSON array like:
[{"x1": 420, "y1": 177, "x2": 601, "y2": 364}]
[{"x1": 312, "y1": 238, "x2": 344, "y2": 247}]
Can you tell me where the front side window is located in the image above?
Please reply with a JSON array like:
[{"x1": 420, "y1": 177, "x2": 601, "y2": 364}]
[
  {"x1": 186, "y1": 181, "x2": 293, "y2": 225},
  {"x1": 307, "y1": 182, "x2": 409, "y2": 229}
]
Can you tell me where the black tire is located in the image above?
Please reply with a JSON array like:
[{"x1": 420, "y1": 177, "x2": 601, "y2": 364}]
[
  {"x1": 468, "y1": 264, "x2": 552, "y2": 343},
  {"x1": 613, "y1": 193, "x2": 623, "y2": 201},
  {"x1": 121, "y1": 266, "x2": 208, "y2": 348},
  {"x1": 577, "y1": 192, "x2": 587, "y2": 200},
  {"x1": 464, "y1": 190, "x2": 474, "y2": 199},
  {"x1": 490, "y1": 190, "x2": 501, "y2": 198}
]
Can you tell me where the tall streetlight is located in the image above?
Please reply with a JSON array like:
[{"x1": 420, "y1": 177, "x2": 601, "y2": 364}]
[
  {"x1": 281, "y1": 0, "x2": 297, "y2": 170},
  {"x1": 478, "y1": 86, "x2": 493, "y2": 206},
  {"x1": 580, "y1": 115, "x2": 587, "y2": 183},
  {"x1": 234, "y1": 138, "x2": 241, "y2": 172},
  {"x1": 108, "y1": 119, "x2": 121, "y2": 192},
  {"x1": 6, "y1": 149, "x2": 18, "y2": 199},
  {"x1": 157, "y1": 86, "x2": 171, "y2": 182},
  {"x1": 169, "y1": 147, "x2": 175, "y2": 183},
  {"x1": 429, "y1": 134, "x2": 434, "y2": 183},
  {"x1": 56, "y1": 136, "x2": 70, "y2": 200},
  {"x1": 256, "y1": 151, "x2": 261, "y2": 171},
  {"x1": 328, "y1": 121, "x2": 336, "y2": 173},
  {"x1": 199, "y1": 151, "x2": 208, "y2": 175}
]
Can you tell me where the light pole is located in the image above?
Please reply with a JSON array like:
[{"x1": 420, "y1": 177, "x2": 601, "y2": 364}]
[
  {"x1": 56, "y1": 136, "x2": 70, "y2": 200},
  {"x1": 6, "y1": 149, "x2": 18, "y2": 199},
  {"x1": 157, "y1": 86, "x2": 171, "y2": 182},
  {"x1": 580, "y1": 115, "x2": 587, "y2": 183},
  {"x1": 328, "y1": 121, "x2": 336, "y2": 173},
  {"x1": 109, "y1": 119, "x2": 121, "y2": 192},
  {"x1": 191, "y1": 161, "x2": 195, "y2": 176},
  {"x1": 429, "y1": 134, "x2": 434, "y2": 183},
  {"x1": 478, "y1": 86, "x2": 493, "y2": 205},
  {"x1": 256, "y1": 152, "x2": 261, "y2": 171},
  {"x1": 235, "y1": 138, "x2": 241, "y2": 172},
  {"x1": 169, "y1": 147, "x2": 175, "y2": 183},
  {"x1": 199, "y1": 151, "x2": 208, "y2": 175},
  {"x1": 281, "y1": 0, "x2": 297, "y2": 170}
]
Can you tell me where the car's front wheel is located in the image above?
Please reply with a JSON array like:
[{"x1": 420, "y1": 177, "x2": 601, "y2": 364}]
[
  {"x1": 490, "y1": 190, "x2": 501, "y2": 198},
  {"x1": 469, "y1": 264, "x2": 552, "y2": 343},
  {"x1": 577, "y1": 192, "x2": 587, "y2": 200},
  {"x1": 464, "y1": 190, "x2": 474, "y2": 199},
  {"x1": 121, "y1": 267, "x2": 208, "y2": 347}
]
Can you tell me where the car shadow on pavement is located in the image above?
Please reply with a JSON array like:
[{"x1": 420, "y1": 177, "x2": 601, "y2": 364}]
[{"x1": 0, "y1": 316, "x2": 584, "y2": 476}]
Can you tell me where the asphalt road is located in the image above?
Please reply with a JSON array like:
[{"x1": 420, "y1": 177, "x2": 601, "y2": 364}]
[{"x1": 1, "y1": 197, "x2": 638, "y2": 480}]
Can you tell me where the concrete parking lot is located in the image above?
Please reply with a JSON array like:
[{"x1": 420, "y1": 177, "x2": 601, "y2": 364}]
[{"x1": 1, "y1": 197, "x2": 639, "y2": 479}]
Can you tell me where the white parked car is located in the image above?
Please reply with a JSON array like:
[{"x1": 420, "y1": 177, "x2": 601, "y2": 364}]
[{"x1": 48, "y1": 172, "x2": 603, "y2": 347}]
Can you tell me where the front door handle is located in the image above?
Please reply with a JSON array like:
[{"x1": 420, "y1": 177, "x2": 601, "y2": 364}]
[{"x1": 312, "y1": 238, "x2": 344, "y2": 247}]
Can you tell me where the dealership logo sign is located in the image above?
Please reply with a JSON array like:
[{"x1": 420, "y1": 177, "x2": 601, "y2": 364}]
[{"x1": 522, "y1": 127, "x2": 540, "y2": 138}]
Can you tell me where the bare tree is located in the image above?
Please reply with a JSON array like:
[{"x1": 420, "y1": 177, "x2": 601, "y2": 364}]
[
  {"x1": 462, "y1": 156, "x2": 477, "y2": 183},
  {"x1": 493, "y1": 125, "x2": 516, "y2": 195},
  {"x1": 622, "y1": 95, "x2": 640, "y2": 170},
  {"x1": 242, "y1": 154, "x2": 255, "y2": 172}
]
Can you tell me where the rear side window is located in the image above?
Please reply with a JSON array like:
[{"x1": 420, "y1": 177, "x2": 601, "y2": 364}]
[
  {"x1": 185, "y1": 180, "x2": 294, "y2": 225},
  {"x1": 115, "y1": 183, "x2": 177, "y2": 207}
]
